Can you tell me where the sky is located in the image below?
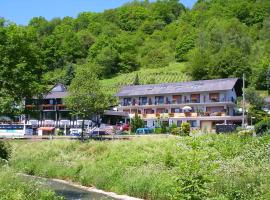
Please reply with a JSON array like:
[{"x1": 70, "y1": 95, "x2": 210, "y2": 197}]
[{"x1": 0, "y1": 0, "x2": 197, "y2": 25}]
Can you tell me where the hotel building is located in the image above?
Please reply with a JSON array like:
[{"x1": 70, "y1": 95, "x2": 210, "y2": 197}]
[{"x1": 116, "y1": 78, "x2": 244, "y2": 131}]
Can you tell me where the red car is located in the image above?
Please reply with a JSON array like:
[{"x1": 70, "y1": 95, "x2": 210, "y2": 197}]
[{"x1": 115, "y1": 123, "x2": 130, "y2": 131}]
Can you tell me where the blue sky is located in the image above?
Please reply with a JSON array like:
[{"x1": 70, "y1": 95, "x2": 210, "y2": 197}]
[{"x1": 0, "y1": 0, "x2": 196, "y2": 25}]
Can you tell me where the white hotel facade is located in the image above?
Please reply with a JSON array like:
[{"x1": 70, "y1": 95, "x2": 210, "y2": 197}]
[{"x1": 116, "y1": 78, "x2": 244, "y2": 131}]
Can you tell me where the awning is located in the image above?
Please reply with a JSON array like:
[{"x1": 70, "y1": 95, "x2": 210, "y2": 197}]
[{"x1": 37, "y1": 127, "x2": 55, "y2": 131}]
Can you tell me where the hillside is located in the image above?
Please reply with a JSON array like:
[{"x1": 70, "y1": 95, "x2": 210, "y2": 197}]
[
  {"x1": 0, "y1": 0, "x2": 270, "y2": 114},
  {"x1": 100, "y1": 62, "x2": 191, "y2": 95}
]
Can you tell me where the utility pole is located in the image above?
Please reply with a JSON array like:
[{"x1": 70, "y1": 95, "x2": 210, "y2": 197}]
[{"x1": 242, "y1": 74, "x2": 245, "y2": 128}]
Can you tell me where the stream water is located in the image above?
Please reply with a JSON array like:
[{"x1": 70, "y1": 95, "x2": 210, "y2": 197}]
[{"x1": 24, "y1": 176, "x2": 115, "y2": 200}]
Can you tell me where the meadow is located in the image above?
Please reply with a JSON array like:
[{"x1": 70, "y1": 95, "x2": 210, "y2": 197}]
[{"x1": 9, "y1": 134, "x2": 270, "y2": 200}]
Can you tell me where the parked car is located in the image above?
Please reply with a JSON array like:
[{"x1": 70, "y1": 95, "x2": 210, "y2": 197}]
[
  {"x1": 136, "y1": 127, "x2": 154, "y2": 135},
  {"x1": 115, "y1": 123, "x2": 130, "y2": 131}
]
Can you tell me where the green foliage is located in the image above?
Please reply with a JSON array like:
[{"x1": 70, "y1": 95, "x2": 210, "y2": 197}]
[
  {"x1": 237, "y1": 129, "x2": 253, "y2": 137},
  {"x1": 65, "y1": 63, "x2": 109, "y2": 118},
  {"x1": 9, "y1": 135, "x2": 270, "y2": 200},
  {"x1": 247, "y1": 106, "x2": 269, "y2": 124},
  {"x1": 131, "y1": 113, "x2": 144, "y2": 132},
  {"x1": 161, "y1": 122, "x2": 168, "y2": 133},
  {"x1": 0, "y1": 168, "x2": 63, "y2": 200},
  {"x1": 175, "y1": 35, "x2": 195, "y2": 62},
  {"x1": 171, "y1": 127, "x2": 180, "y2": 135},
  {"x1": 0, "y1": 141, "x2": 11, "y2": 161},
  {"x1": 133, "y1": 74, "x2": 140, "y2": 85},
  {"x1": 181, "y1": 122, "x2": 190, "y2": 136},
  {"x1": 100, "y1": 63, "x2": 190, "y2": 95},
  {"x1": 245, "y1": 87, "x2": 265, "y2": 109},
  {"x1": 169, "y1": 122, "x2": 178, "y2": 134},
  {"x1": 1, "y1": 0, "x2": 270, "y2": 116},
  {"x1": 255, "y1": 118, "x2": 270, "y2": 136},
  {"x1": 154, "y1": 127, "x2": 162, "y2": 134}
]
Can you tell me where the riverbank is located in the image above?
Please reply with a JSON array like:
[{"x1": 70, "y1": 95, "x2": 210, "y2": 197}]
[
  {"x1": 21, "y1": 173, "x2": 142, "y2": 200},
  {"x1": 0, "y1": 167, "x2": 62, "y2": 199},
  {"x1": 9, "y1": 135, "x2": 270, "y2": 199}
]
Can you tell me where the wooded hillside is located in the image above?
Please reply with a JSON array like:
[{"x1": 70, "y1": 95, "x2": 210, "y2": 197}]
[{"x1": 0, "y1": 0, "x2": 270, "y2": 114}]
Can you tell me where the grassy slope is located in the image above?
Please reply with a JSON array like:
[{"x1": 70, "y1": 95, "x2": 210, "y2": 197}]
[
  {"x1": 10, "y1": 135, "x2": 270, "y2": 200},
  {"x1": 0, "y1": 167, "x2": 62, "y2": 200},
  {"x1": 100, "y1": 62, "x2": 191, "y2": 95}
]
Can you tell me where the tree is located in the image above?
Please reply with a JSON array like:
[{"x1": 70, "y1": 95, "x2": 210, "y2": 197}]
[
  {"x1": 133, "y1": 74, "x2": 140, "y2": 85},
  {"x1": 245, "y1": 87, "x2": 265, "y2": 110},
  {"x1": 131, "y1": 114, "x2": 144, "y2": 133},
  {"x1": 0, "y1": 24, "x2": 44, "y2": 115},
  {"x1": 62, "y1": 64, "x2": 75, "y2": 85},
  {"x1": 65, "y1": 64, "x2": 109, "y2": 140}
]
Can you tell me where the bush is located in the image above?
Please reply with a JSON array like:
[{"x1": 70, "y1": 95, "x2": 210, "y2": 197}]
[
  {"x1": 0, "y1": 141, "x2": 11, "y2": 161},
  {"x1": 181, "y1": 122, "x2": 190, "y2": 136},
  {"x1": 171, "y1": 127, "x2": 181, "y2": 135},
  {"x1": 161, "y1": 122, "x2": 168, "y2": 133},
  {"x1": 154, "y1": 127, "x2": 162, "y2": 134},
  {"x1": 237, "y1": 129, "x2": 253, "y2": 137},
  {"x1": 131, "y1": 114, "x2": 144, "y2": 132},
  {"x1": 255, "y1": 118, "x2": 270, "y2": 136}
]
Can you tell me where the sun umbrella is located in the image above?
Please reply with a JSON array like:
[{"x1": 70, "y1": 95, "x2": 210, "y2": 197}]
[{"x1": 182, "y1": 106, "x2": 192, "y2": 111}]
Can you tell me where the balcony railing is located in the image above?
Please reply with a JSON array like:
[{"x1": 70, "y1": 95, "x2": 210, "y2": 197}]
[
  {"x1": 121, "y1": 98, "x2": 236, "y2": 106},
  {"x1": 56, "y1": 104, "x2": 68, "y2": 111},
  {"x1": 25, "y1": 105, "x2": 38, "y2": 110},
  {"x1": 41, "y1": 104, "x2": 55, "y2": 111},
  {"x1": 136, "y1": 112, "x2": 228, "y2": 119}
]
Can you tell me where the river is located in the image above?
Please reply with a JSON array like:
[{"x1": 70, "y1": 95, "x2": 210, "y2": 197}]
[{"x1": 24, "y1": 175, "x2": 115, "y2": 200}]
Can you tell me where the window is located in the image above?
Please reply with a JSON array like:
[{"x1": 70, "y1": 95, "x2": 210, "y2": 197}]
[
  {"x1": 123, "y1": 98, "x2": 131, "y2": 106},
  {"x1": 155, "y1": 96, "x2": 164, "y2": 104},
  {"x1": 191, "y1": 94, "x2": 200, "y2": 103},
  {"x1": 177, "y1": 120, "x2": 182, "y2": 127},
  {"x1": 156, "y1": 108, "x2": 166, "y2": 114},
  {"x1": 172, "y1": 95, "x2": 182, "y2": 104},
  {"x1": 171, "y1": 108, "x2": 182, "y2": 113},
  {"x1": 139, "y1": 97, "x2": 147, "y2": 105},
  {"x1": 188, "y1": 120, "x2": 197, "y2": 128},
  {"x1": 209, "y1": 93, "x2": 220, "y2": 102}
]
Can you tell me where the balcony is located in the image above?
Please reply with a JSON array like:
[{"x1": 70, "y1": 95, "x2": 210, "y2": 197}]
[
  {"x1": 56, "y1": 104, "x2": 68, "y2": 111},
  {"x1": 25, "y1": 104, "x2": 38, "y2": 110},
  {"x1": 41, "y1": 104, "x2": 55, "y2": 111},
  {"x1": 120, "y1": 96, "x2": 236, "y2": 107},
  {"x1": 136, "y1": 112, "x2": 231, "y2": 119}
]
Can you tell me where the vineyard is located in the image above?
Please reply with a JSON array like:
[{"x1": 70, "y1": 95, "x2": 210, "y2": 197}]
[{"x1": 100, "y1": 62, "x2": 191, "y2": 95}]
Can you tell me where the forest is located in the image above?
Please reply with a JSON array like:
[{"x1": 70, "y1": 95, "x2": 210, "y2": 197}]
[{"x1": 0, "y1": 0, "x2": 270, "y2": 114}]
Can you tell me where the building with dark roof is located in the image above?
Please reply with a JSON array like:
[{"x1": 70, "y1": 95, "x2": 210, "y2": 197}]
[
  {"x1": 116, "y1": 78, "x2": 244, "y2": 131},
  {"x1": 25, "y1": 83, "x2": 74, "y2": 132}
]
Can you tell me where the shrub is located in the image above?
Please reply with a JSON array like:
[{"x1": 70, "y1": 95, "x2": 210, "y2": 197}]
[
  {"x1": 131, "y1": 114, "x2": 144, "y2": 132},
  {"x1": 0, "y1": 141, "x2": 11, "y2": 161},
  {"x1": 171, "y1": 127, "x2": 181, "y2": 135},
  {"x1": 255, "y1": 118, "x2": 270, "y2": 136},
  {"x1": 161, "y1": 122, "x2": 168, "y2": 133},
  {"x1": 237, "y1": 129, "x2": 253, "y2": 137},
  {"x1": 154, "y1": 127, "x2": 162, "y2": 134},
  {"x1": 181, "y1": 122, "x2": 190, "y2": 136}
]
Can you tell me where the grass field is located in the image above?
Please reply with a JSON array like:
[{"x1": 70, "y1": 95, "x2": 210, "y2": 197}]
[
  {"x1": 100, "y1": 62, "x2": 191, "y2": 95},
  {"x1": 9, "y1": 134, "x2": 270, "y2": 200}
]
